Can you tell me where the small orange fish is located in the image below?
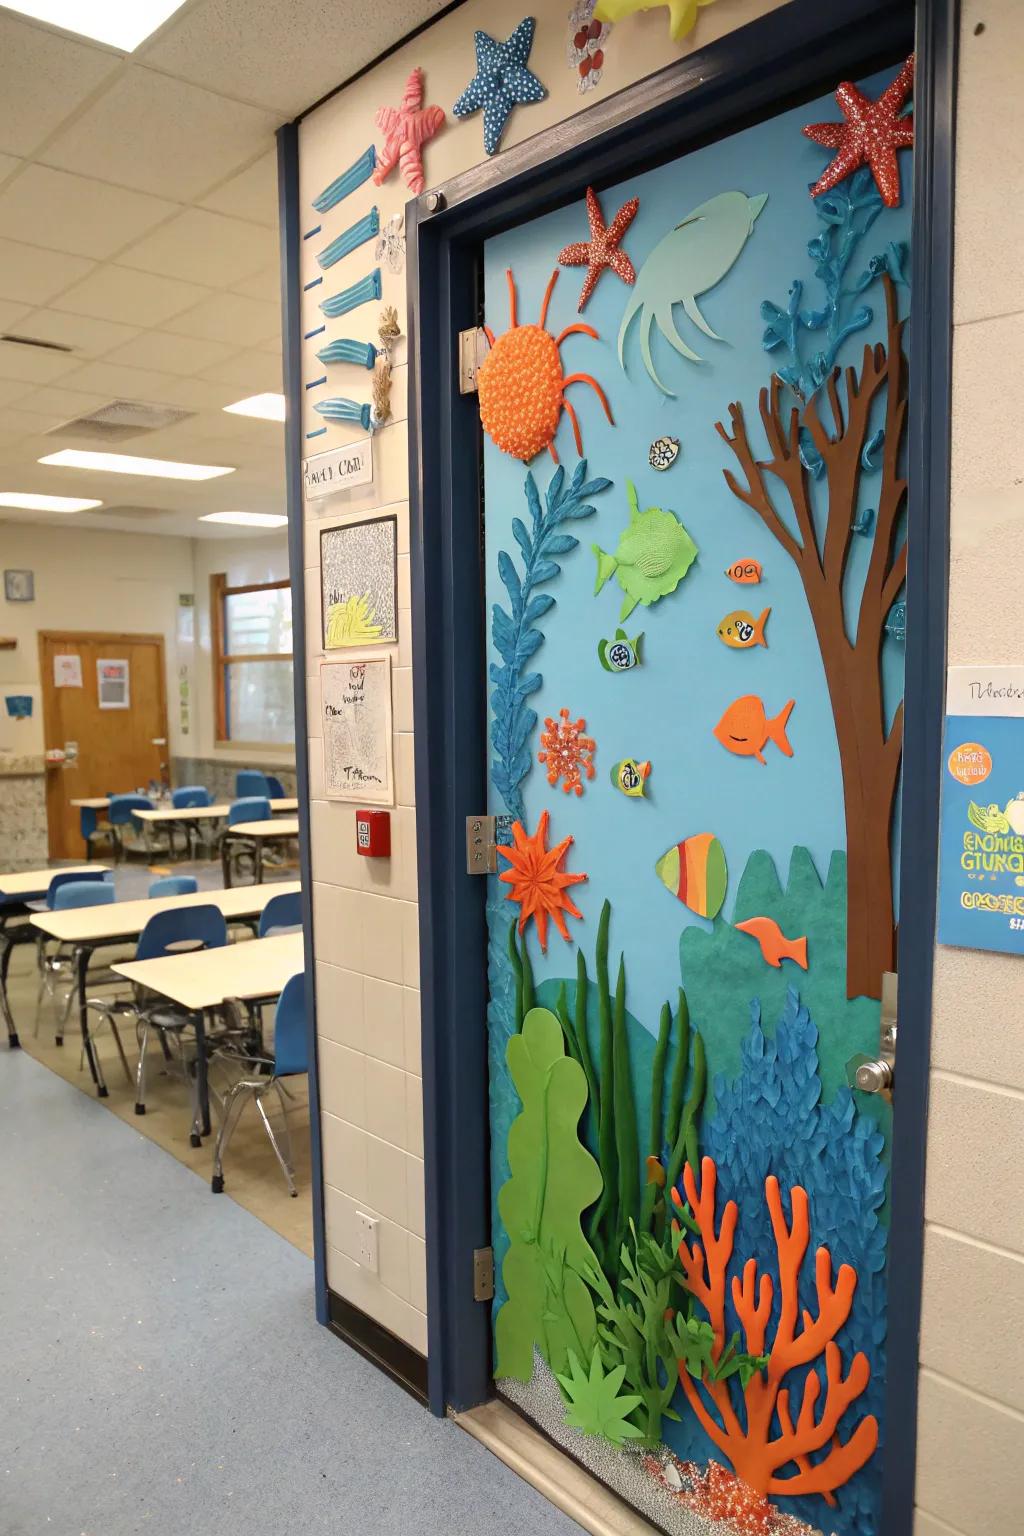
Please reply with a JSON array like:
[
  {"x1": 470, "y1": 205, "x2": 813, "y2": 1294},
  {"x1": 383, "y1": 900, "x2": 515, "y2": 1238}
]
[
  {"x1": 725, "y1": 559, "x2": 762, "y2": 584},
  {"x1": 735, "y1": 915, "x2": 808, "y2": 969},
  {"x1": 714, "y1": 695, "x2": 794, "y2": 764},
  {"x1": 718, "y1": 607, "x2": 770, "y2": 649},
  {"x1": 645, "y1": 1155, "x2": 666, "y2": 1188}
]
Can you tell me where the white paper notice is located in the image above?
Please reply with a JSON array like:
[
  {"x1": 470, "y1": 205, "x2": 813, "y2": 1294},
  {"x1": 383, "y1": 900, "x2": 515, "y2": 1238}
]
[
  {"x1": 97, "y1": 658, "x2": 130, "y2": 709},
  {"x1": 53, "y1": 653, "x2": 82, "y2": 688},
  {"x1": 320, "y1": 654, "x2": 394, "y2": 805},
  {"x1": 946, "y1": 664, "x2": 1024, "y2": 718}
]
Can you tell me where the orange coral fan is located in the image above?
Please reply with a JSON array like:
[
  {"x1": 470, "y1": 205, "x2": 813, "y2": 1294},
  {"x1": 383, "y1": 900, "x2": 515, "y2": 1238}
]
[
  {"x1": 497, "y1": 809, "x2": 587, "y2": 952},
  {"x1": 672, "y1": 1157, "x2": 878, "y2": 1512},
  {"x1": 478, "y1": 268, "x2": 614, "y2": 463},
  {"x1": 537, "y1": 707, "x2": 596, "y2": 796}
]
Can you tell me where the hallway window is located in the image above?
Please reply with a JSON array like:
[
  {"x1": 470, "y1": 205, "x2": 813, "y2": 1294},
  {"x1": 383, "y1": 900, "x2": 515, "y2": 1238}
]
[{"x1": 212, "y1": 573, "x2": 294, "y2": 745}]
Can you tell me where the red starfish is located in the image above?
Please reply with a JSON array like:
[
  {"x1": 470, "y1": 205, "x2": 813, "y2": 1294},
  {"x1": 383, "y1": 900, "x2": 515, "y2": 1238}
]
[
  {"x1": 558, "y1": 186, "x2": 639, "y2": 313},
  {"x1": 373, "y1": 67, "x2": 445, "y2": 197},
  {"x1": 803, "y1": 55, "x2": 914, "y2": 208}
]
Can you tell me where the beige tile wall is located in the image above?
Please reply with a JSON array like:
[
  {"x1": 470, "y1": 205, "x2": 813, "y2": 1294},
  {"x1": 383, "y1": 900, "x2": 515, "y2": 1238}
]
[
  {"x1": 914, "y1": 2, "x2": 1024, "y2": 1529},
  {"x1": 295, "y1": 0, "x2": 792, "y2": 1355}
]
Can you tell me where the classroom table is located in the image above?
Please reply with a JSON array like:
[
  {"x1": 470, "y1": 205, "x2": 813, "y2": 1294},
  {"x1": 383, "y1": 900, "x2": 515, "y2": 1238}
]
[
  {"x1": 112, "y1": 932, "x2": 304, "y2": 1141},
  {"x1": 30, "y1": 882, "x2": 300, "y2": 1114},
  {"x1": 72, "y1": 798, "x2": 299, "y2": 816},
  {"x1": 0, "y1": 865, "x2": 109, "y2": 1048},
  {"x1": 69, "y1": 798, "x2": 115, "y2": 810},
  {"x1": 221, "y1": 818, "x2": 300, "y2": 887}
]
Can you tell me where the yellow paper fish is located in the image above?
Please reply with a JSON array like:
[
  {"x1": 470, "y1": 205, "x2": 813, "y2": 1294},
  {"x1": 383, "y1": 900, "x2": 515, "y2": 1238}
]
[
  {"x1": 595, "y1": 0, "x2": 722, "y2": 44},
  {"x1": 610, "y1": 758, "x2": 651, "y2": 797},
  {"x1": 717, "y1": 607, "x2": 770, "y2": 650}
]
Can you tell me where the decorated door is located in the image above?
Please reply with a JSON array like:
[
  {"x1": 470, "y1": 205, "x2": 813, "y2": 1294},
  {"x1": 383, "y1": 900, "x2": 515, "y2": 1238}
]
[{"x1": 480, "y1": 56, "x2": 913, "y2": 1536}]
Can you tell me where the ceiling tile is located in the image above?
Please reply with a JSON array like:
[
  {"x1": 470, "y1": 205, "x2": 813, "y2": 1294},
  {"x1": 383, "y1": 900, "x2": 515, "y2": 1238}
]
[
  {"x1": 116, "y1": 206, "x2": 277, "y2": 288},
  {"x1": 230, "y1": 265, "x2": 280, "y2": 303},
  {"x1": 0, "y1": 298, "x2": 30, "y2": 331},
  {"x1": 14, "y1": 309, "x2": 142, "y2": 357},
  {"x1": 41, "y1": 66, "x2": 280, "y2": 203},
  {"x1": 200, "y1": 152, "x2": 278, "y2": 227},
  {"x1": 0, "y1": 16, "x2": 120, "y2": 157},
  {"x1": 0, "y1": 339, "x2": 78, "y2": 385},
  {"x1": 102, "y1": 330, "x2": 237, "y2": 376},
  {"x1": 57, "y1": 358, "x2": 197, "y2": 403},
  {"x1": 51, "y1": 265, "x2": 213, "y2": 326},
  {"x1": 140, "y1": 0, "x2": 450, "y2": 116},
  {"x1": 200, "y1": 349, "x2": 283, "y2": 392},
  {"x1": 164, "y1": 291, "x2": 280, "y2": 346},
  {"x1": 0, "y1": 378, "x2": 34, "y2": 410},
  {"x1": 0, "y1": 405, "x2": 76, "y2": 438},
  {"x1": 15, "y1": 384, "x2": 119, "y2": 419},
  {"x1": 146, "y1": 375, "x2": 247, "y2": 412},
  {"x1": 0, "y1": 153, "x2": 21, "y2": 187},
  {"x1": 0, "y1": 237, "x2": 95, "y2": 306},
  {"x1": 0, "y1": 165, "x2": 180, "y2": 261}
]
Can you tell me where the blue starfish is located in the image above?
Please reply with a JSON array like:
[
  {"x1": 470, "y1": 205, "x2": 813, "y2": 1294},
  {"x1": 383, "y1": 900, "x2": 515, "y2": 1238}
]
[{"x1": 452, "y1": 17, "x2": 547, "y2": 157}]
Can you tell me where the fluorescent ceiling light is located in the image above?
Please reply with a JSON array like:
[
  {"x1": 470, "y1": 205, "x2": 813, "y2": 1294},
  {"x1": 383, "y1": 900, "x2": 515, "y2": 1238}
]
[
  {"x1": 223, "y1": 394, "x2": 286, "y2": 423},
  {"x1": 2, "y1": 3, "x2": 188, "y2": 51},
  {"x1": 199, "y1": 512, "x2": 288, "y2": 529},
  {"x1": 39, "y1": 449, "x2": 234, "y2": 481},
  {"x1": 0, "y1": 492, "x2": 102, "y2": 512}
]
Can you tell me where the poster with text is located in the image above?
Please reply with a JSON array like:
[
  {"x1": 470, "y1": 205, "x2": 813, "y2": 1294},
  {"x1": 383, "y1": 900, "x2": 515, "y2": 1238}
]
[
  {"x1": 938, "y1": 664, "x2": 1024, "y2": 955},
  {"x1": 97, "y1": 658, "x2": 130, "y2": 709},
  {"x1": 320, "y1": 654, "x2": 393, "y2": 805}
]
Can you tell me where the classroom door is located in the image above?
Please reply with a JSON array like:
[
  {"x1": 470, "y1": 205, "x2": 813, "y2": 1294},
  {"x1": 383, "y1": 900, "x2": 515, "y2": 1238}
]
[
  {"x1": 39, "y1": 632, "x2": 169, "y2": 859},
  {"x1": 481, "y1": 58, "x2": 912, "y2": 1536}
]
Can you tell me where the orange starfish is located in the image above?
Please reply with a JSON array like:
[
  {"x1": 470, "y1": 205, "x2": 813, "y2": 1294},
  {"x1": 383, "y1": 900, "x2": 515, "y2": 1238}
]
[
  {"x1": 558, "y1": 186, "x2": 639, "y2": 312},
  {"x1": 497, "y1": 810, "x2": 587, "y2": 952},
  {"x1": 803, "y1": 55, "x2": 914, "y2": 208}
]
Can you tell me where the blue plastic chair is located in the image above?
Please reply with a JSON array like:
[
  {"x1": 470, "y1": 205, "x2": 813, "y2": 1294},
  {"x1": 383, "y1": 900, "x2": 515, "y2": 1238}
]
[
  {"x1": 148, "y1": 875, "x2": 199, "y2": 898},
  {"x1": 45, "y1": 869, "x2": 109, "y2": 909},
  {"x1": 228, "y1": 796, "x2": 271, "y2": 826},
  {"x1": 258, "y1": 890, "x2": 302, "y2": 937},
  {"x1": 36, "y1": 880, "x2": 117, "y2": 1057},
  {"x1": 171, "y1": 786, "x2": 212, "y2": 808},
  {"x1": 212, "y1": 972, "x2": 307, "y2": 1195},
  {"x1": 107, "y1": 794, "x2": 155, "y2": 864},
  {"x1": 80, "y1": 806, "x2": 114, "y2": 859},
  {"x1": 52, "y1": 880, "x2": 115, "y2": 910},
  {"x1": 235, "y1": 771, "x2": 270, "y2": 799},
  {"x1": 265, "y1": 776, "x2": 288, "y2": 800}
]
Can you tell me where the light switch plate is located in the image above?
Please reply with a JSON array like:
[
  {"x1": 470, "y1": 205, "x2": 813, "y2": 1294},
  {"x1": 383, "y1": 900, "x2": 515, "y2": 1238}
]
[{"x1": 356, "y1": 1210, "x2": 379, "y2": 1272}]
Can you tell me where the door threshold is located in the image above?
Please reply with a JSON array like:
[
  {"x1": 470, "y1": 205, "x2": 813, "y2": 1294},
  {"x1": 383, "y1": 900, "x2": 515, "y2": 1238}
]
[{"x1": 454, "y1": 1398, "x2": 657, "y2": 1535}]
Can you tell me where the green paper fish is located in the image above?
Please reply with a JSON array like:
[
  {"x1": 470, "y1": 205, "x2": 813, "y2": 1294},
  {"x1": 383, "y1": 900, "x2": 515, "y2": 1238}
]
[
  {"x1": 592, "y1": 479, "x2": 698, "y2": 620},
  {"x1": 597, "y1": 627, "x2": 643, "y2": 672},
  {"x1": 610, "y1": 758, "x2": 650, "y2": 797}
]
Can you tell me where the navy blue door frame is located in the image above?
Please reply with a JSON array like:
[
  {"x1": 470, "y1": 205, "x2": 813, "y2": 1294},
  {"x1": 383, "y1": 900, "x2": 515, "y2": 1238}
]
[{"x1": 406, "y1": 2, "x2": 957, "y2": 1531}]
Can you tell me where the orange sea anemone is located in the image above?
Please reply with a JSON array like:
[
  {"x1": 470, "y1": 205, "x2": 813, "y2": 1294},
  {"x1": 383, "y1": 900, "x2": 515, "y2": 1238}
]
[{"x1": 497, "y1": 809, "x2": 587, "y2": 952}]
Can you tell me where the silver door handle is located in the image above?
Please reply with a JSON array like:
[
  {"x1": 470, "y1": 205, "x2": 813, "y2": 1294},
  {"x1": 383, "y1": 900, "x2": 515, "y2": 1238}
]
[{"x1": 854, "y1": 1058, "x2": 893, "y2": 1095}]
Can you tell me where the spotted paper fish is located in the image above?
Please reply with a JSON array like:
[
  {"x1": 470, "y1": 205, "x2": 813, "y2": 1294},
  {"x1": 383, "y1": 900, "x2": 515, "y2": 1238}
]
[
  {"x1": 717, "y1": 607, "x2": 770, "y2": 650},
  {"x1": 597, "y1": 627, "x2": 643, "y2": 672},
  {"x1": 724, "y1": 559, "x2": 762, "y2": 585},
  {"x1": 648, "y1": 435, "x2": 680, "y2": 471},
  {"x1": 714, "y1": 695, "x2": 794, "y2": 764},
  {"x1": 593, "y1": 479, "x2": 698, "y2": 621},
  {"x1": 610, "y1": 758, "x2": 650, "y2": 797},
  {"x1": 735, "y1": 915, "x2": 808, "y2": 969}
]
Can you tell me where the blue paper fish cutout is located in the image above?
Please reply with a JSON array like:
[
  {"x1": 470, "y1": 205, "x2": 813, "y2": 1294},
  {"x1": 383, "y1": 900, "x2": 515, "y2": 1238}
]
[
  {"x1": 597, "y1": 627, "x2": 643, "y2": 672},
  {"x1": 619, "y1": 191, "x2": 768, "y2": 396}
]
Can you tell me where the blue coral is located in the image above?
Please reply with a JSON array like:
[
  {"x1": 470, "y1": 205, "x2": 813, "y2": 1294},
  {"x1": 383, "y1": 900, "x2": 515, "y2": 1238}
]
[{"x1": 490, "y1": 460, "x2": 610, "y2": 820}]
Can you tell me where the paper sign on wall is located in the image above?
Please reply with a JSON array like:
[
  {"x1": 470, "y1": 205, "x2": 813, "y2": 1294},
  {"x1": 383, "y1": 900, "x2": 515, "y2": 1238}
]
[
  {"x1": 53, "y1": 653, "x2": 82, "y2": 688},
  {"x1": 938, "y1": 664, "x2": 1024, "y2": 955},
  {"x1": 303, "y1": 438, "x2": 374, "y2": 505},
  {"x1": 320, "y1": 653, "x2": 394, "y2": 804},
  {"x1": 97, "y1": 658, "x2": 130, "y2": 709}
]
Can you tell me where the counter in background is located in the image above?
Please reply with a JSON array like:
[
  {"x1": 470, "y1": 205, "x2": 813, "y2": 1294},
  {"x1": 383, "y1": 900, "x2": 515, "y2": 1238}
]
[{"x1": 0, "y1": 754, "x2": 47, "y2": 870}]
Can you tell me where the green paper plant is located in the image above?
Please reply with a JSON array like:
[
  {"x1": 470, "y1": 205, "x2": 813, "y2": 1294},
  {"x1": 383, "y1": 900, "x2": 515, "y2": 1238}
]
[{"x1": 557, "y1": 1348, "x2": 645, "y2": 1447}]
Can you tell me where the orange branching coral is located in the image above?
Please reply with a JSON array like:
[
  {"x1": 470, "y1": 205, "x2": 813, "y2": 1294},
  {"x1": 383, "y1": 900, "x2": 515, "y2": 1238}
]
[
  {"x1": 537, "y1": 707, "x2": 596, "y2": 796},
  {"x1": 478, "y1": 268, "x2": 614, "y2": 463},
  {"x1": 672, "y1": 1157, "x2": 878, "y2": 1512},
  {"x1": 497, "y1": 810, "x2": 587, "y2": 952}
]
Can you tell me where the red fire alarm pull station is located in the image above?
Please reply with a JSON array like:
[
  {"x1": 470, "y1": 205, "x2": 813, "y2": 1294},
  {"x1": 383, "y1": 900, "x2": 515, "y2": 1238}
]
[{"x1": 355, "y1": 808, "x2": 391, "y2": 857}]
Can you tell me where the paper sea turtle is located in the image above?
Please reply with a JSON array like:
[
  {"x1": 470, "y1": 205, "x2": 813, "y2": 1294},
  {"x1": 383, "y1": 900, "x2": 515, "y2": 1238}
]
[
  {"x1": 592, "y1": 479, "x2": 697, "y2": 620},
  {"x1": 618, "y1": 189, "x2": 768, "y2": 396}
]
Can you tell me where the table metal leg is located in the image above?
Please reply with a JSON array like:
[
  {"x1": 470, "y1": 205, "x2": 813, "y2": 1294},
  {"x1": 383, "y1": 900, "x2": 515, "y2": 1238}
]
[
  {"x1": 76, "y1": 945, "x2": 107, "y2": 1096},
  {"x1": 0, "y1": 925, "x2": 22, "y2": 1048},
  {"x1": 221, "y1": 834, "x2": 233, "y2": 889},
  {"x1": 255, "y1": 839, "x2": 264, "y2": 884},
  {"x1": 194, "y1": 1009, "x2": 210, "y2": 1140}
]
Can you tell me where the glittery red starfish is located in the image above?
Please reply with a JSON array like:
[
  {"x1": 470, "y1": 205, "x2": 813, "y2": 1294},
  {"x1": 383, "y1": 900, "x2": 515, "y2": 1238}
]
[
  {"x1": 558, "y1": 186, "x2": 639, "y2": 313},
  {"x1": 373, "y1": 67, "x2": 445, "y2": 197},
  {"x1": 803, "y1": 55, "x2": 915, "y2": 208}
]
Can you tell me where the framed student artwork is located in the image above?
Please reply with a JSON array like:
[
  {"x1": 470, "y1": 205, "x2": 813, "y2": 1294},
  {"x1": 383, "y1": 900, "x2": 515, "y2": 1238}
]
[{"x1": 320, "y1": 513, "x2": 398, "y2": 651}]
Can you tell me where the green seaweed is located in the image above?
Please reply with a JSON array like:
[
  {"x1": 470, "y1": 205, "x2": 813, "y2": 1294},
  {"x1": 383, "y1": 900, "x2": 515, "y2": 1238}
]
[{"x1": 494, "y1": 1007, "x2": 604, "y2": 1383}]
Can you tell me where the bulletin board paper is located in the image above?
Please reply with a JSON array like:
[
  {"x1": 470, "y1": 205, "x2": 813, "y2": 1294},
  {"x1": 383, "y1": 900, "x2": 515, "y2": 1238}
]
[{"x1": 320, "y1": 653, "x2": 394, "y2": 804}]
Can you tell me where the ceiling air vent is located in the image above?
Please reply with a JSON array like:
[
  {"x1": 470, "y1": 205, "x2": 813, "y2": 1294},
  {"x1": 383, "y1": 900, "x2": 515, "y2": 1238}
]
[
  {"x1": 1, "y1": 332, "x2": 74, "y2": 353},
  {"x1": 46, "y1": 399, "x2": 195, "y2": 444}
]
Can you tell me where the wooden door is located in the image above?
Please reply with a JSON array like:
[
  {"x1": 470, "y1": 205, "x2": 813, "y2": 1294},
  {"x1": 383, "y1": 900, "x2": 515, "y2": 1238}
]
[{"x1": 39, "y1": 632, "x2": 169, "y2": 859}]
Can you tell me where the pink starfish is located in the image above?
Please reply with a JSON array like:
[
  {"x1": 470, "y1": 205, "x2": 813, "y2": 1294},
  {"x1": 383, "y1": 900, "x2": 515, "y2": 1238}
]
[
  {"x1": 373, "y1": 67, "x2": 445, "y2": 197},
  {"x1": 803, "y1": 54, "x2": 915, "y2": 208},
  {"x1": 558, "y1": 186, "x2": 639, "y2": 313}
]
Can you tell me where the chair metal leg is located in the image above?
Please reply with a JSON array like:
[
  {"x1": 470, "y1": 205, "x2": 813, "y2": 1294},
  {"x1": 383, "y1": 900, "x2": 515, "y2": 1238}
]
[
  {"x1": 108, "y1": 1016, "x2": 133, "y2": 1086},
  {"x1": 256, "y1": 1087, "x2": 297, "y2": 1196},
  {"x1": 134, "y1": 1019, "x2": 150, "y2": 1114},
  {"x1": 210, "y1": 1080, "x2": 253, "y2": 1192}
]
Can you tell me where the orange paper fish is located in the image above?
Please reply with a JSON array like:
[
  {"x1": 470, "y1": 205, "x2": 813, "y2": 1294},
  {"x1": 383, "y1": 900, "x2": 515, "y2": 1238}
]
[
  {"x1": 735, "y1": 915, "x2": 808, "y2": 969},
  {"x1": 714, "y1": 695, "x2": 794, "y2": 764},
  {"x1": 725, "y1": 559, "x2": 762, "y2": 584}
]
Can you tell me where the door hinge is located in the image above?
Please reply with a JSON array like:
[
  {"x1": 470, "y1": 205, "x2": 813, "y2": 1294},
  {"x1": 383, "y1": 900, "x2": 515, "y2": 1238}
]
[
  {"x1": 466, "y1": 814, "x2": 497, "y2": 874},
  {"x1": 458, "y1": 327, "x2": 488, "y2": 395},
  {"x1": 473, "y1": 1246, "x2": 494, "y2": 1302}
]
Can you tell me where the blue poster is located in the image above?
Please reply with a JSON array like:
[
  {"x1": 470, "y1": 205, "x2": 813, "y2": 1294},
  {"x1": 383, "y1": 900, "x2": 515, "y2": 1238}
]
[{"x1": 938, "y1": 666, "x2": 1024, "y2": 955}]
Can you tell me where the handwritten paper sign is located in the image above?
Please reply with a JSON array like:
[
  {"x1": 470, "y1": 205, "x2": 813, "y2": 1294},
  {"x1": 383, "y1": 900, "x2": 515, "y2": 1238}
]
[
  {"x1": 938, "y1": 665, "x2": 1024, "y2": 955},
  {"x1": 53, "y1": 653, "x2": 82, "y2": 688},
  {"x1": 320, "y1": 654, "x2": 394, "y2": 805},
  {"x1": 303, "y1": 438, "x2": 373, "y2": 505}
]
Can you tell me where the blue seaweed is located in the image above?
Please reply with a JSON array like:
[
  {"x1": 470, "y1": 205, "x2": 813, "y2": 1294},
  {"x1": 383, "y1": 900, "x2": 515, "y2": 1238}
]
[{"x1": 489, "y1": 460, "x2": 611, "y2": 820}]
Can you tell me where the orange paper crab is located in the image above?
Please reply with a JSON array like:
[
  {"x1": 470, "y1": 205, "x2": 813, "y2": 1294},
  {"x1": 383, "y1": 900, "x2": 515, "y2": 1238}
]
[{"x1": 478, "y1": 267, "x2": 614, "y2": 462}]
